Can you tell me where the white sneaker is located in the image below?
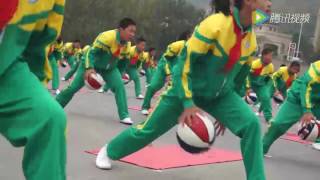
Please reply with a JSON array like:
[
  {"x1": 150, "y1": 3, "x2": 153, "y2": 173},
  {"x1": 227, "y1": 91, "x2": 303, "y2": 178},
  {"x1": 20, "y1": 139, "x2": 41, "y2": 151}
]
[
  {"x1": 264, "y1": 154, "x2": 272, "y2": 158},
  {"x1": 61, "y1": 77, "x2": 66, "y2": 81},
  {"x1": 312, "y1": 143, "x2": 320, "y2": 151},
  {"x1": 123, "y1": 80, "x2": 130, "y2": 84},
  {"x1": 120, "y1": 117, "x2": 133, "y2": 125},
  {"x1": 98, "y1": 88, "x2": 104, "y2": 93},
  {"x1": 55, "y1": 89, "x2": 61, "y2": 95},
  {"x1": 137, "y1": 94, "x2": 144, "y2": 99},
  {"x1": 96, "y1": 145, "x2": 112, "y2": 170},
  {"x1": 141, "y1": 109, "x2": 149, "y2": 115}
]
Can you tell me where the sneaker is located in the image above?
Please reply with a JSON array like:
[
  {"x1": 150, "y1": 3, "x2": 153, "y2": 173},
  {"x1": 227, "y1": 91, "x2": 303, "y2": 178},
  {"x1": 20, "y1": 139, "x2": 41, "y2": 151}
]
[
  {"x1": 267, "y1": 122, "x2": 272, "y2": 128},
  {"x1": 137, "y1": 94, "x2": 144, "y2": 99},
  {"x1": 312, "y1": 143, "x2": 320, "y2": 151},
  {"x1": 120, "y1": 117, "x2": 133, "y2": 125},
  {"x1": 55, "y1": 89, "x2": 61, "y2": 95},
  {"x1": 266, "y1": 119, "x2": 274, "y2": 127},
  {"x1": 264, "y1": 154, "x2": 272, "y2": 158},
  {"x1": 96, "y1": 145, "x2": 112, "y2": 170},
  {"x1": 98, "y1": 88, "x2": 104, "y2": 93},
  {"x1": 141, "y1": 109, "x2": 149, "y2": 115},
  {"x1": 123, "y1": 80, "x2": 130, "y2": 85},
  {"x1": 61, "y1": 77, "x2": 66, "y2": 81}
]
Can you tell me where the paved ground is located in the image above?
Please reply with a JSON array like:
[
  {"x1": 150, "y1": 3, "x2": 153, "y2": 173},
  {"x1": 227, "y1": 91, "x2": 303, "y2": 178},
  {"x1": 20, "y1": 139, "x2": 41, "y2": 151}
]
[{"x1": 0, "y1": 68, "x2": 319, "y2": 180}]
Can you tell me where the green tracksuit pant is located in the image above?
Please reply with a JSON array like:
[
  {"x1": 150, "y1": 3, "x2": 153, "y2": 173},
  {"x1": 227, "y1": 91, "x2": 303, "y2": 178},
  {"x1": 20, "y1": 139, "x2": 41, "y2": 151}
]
[
  {"x1": 107, "y1": 89, "x2": 266, "y2": 180},
  {"x1": 102, "y1": 61, "x2": 127, "y2": 92},
  {"x1": 0, "y1": 61, "x2": 67, "y2": 180},
  {"x1": 277, "y1": 88, "x2": 288, "y2": 99},
  {"x1": 49, "y1": 53, "x2": 60, "y2": 90},
  {"x1": 65, "y1": 55, "x2": 74, "y2": 67},
  {"x1": 150, "y1": 68, "x2": 156, "y2": 75},
  {"x1": 236, "y1": 83, "x2": 247, "y2": 98},
  {"x1": 127, "y1": 66, "x2": 142, "y2": 97},
  {"x1": 56, "y1": 61, "x2": 86, "y2": 107},
  {"x1": 262, "y1": 97, "x2": 320, "y2": 154},
  {"x1": 251, "y1": 82, "x2": 273, "y2": 122},
  {"x1": 144, "y1": 67, "x2": 153, "y2": 85},
  {"x1": 56, "y1": 63, "x2": 129, "y2": 120},
  {"x1": 141, "y1": 62, "x2": 167, "y2": 110},
  {"x1": 64, "y1": 56, "x2": 78, "y2": 81}
]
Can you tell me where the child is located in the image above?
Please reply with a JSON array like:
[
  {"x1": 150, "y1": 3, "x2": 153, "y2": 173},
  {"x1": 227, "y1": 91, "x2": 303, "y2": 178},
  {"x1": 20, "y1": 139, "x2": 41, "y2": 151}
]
[
  {"x1": 61, "y1": 40, "x2": 81, "y2": 81},
  {"x1": 272, "y1": 61, "x2": 300, "y2": 98},
  {"x1": 249, "y1": 48, "x2": 274, "y2": 123},
  {"x1": 84, "y1": 18, "x2": 137, "y2": 125},
  {"x1": 141, "y1": 31, "x2": 191, "y2": 115},
  {"x1": 48, "y1": 36, "x2": 64, "y2": 95},
  {"x1": 143, "y1": 48, "x2": 157, "y2": 86},
  {"x1": 126, "y1": 37, "x2": 148, "y2": 99},
  {"x1": 0, "y1": 0, "x2": 67, "y2": 179}
]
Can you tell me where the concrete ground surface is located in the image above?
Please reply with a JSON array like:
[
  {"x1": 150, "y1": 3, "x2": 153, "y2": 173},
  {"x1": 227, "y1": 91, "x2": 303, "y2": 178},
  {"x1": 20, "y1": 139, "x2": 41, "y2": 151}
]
[{"x1": 1, "y1": 68, "x2": 319, "y2": 180}]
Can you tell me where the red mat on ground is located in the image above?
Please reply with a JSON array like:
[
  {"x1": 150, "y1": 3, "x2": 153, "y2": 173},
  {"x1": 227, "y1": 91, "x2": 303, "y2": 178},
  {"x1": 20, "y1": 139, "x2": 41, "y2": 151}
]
[
  {"x1": 85, "y1": 145, "x2": 242, "y2": 170},
  {"x1": 280, "y1": 133, "x2": 312, "y2": 145},
  {"x1": 128, "y1": 106, "x2": 142, "y2": 111}
]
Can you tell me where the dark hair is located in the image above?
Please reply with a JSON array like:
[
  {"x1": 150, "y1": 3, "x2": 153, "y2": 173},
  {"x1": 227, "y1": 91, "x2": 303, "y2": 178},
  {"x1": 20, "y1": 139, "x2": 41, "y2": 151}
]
[
  {"x1": 290, "y1": 61, "x2": 301, "y2": 68},
  {"x1": 211, "y1": 0, "x2": 243, "y2": 15},
  {"x1": 261, "y1": 48, "x2": 273, "y2": 56},
  {"x1": 136, "y1": 37, "x2": 146, "y2": 44},
  {"x1": 57, "y1": 36, "x2": 62, "y2": 44},
  {"x1": 74, "y1": 39, "x2": 80, "y2": 43},
  {"x1": 148, "y1": 47, "x2": 155, "y2": 52},
  {"x1": 178, "y1": 30, "x2": 192, "y2": 41},
  {"x1": 280, "y1": 64, "x2": 286, "y2": 67},
  {"x1": 119, "y1": 18, "x2": 136, "y2": 29},
  {"x1": 234, "y1": 0, "x2": 244, "y2": 9}
]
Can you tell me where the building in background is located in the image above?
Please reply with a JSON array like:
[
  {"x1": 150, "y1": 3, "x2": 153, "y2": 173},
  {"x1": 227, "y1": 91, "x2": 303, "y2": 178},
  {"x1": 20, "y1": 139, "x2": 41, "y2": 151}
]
[{"x1": 255, "y1": 24, "x2": 292, "y2": 61}]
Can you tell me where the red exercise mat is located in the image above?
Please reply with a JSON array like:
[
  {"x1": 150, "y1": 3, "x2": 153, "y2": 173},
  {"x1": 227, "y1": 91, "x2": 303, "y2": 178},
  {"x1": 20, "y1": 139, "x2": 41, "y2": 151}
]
[{"x1": 85, "y1": 145, "x2": 242, "y2": 170}]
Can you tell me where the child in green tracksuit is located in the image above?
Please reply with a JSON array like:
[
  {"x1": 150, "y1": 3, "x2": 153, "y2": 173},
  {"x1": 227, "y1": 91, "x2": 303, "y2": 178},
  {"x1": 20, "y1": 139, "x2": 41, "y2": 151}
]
[
  {"x1": 96, "y1": 1, "x2": 272, "y2": 179},
  {"x1": 56, "y1": 45, "x2": 90, "y2": 103},
  {"x1": 263, "y1": 60, "x2": 320, "y2": 153},
  {"x1": 56, "y1": 19, "x2": 135, "y2": 124},
  {"x1": 0, "y1": 0, "x2": 67, "y2": 179},
  {"x1": 249, "y1": 48, "x2": 274, "y2": 123},
  {"x1": 83, "y1": 18, "x2": 137, "y2": 125},
  {"x1": 148, "y1": 52, "x2": 157, "y2": 79},
  {"x1": 61, "y1": 40, "x2": 81, "y2": 81},
  {"x1": 126, "y1": 38, "x2": 148, "y2": 99},
  {"x1": 272, "y1": 61, "x2": 300, "y2": 98},
  {"x1": 48, "y1": 37, "x2": 64, "y2": 95},
  {"x1": 142, "y1": 48, "x2": 157, "y2": 86},
  {"x1": 141, "y1": 31, "x2": 191, "y2": 115}
]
